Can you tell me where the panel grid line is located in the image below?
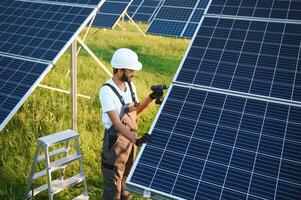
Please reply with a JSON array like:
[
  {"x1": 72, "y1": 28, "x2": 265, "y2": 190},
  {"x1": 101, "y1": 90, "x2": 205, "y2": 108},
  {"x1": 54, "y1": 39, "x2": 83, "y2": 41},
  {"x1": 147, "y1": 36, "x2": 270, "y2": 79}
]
[
  {"x1": 146, "y1": 0, "x2": 210, "y2": 38},
  {"x1": 245, "y1": 101, "x2": 269, "y2": 199},
  {"x1": 180, "y1": 0, "x2": 201, "y2": 37},
  {"x1": 207, "y1": 0, "x2": 301, "y2": 22},
  {"x1": 130, "y1": 0, "x2": 144, "y2": 17},
  {"x1": 169, "y1": 90, "x2": 209, "y2": 194},
  {"x1": 218, "y1": 94, "x2": 248, "y2": 199},
  {"x1": 152, "y1": 113, "x2": 301, "y2": 147},
  {"x1": 92, "y1": 0, "x2": 131, "y2": 28},
  {"x1": 209, "y1": 19, "x2": 236, "y2": 88},
  {"x1": 291, "y1": 42, "x2": 301, "y2": 101},
  {"x1": 274, "y1": 105, "x2": 290, "y2": 198},
  {"x1": 148, "y1": 88, "x2": 191, "y2": 188},
  {"x1": 137, "y1": 144, "x2": 301, "y2": 184},
  {"x1": 135, "y1": 162, "x2": 274, "y2": 200},
  {"x1": 191, "y1": 17, "x2": 218, "y2": 85},
  {"x1": 192, "y1": 93, "x2": 228, "y2": 199},
  {"x1": 146, "y1": 133, "x2": 301, "y2": 167},
  {"x1": 16, "y1": 0, "x2": 97, "y2": 8}
]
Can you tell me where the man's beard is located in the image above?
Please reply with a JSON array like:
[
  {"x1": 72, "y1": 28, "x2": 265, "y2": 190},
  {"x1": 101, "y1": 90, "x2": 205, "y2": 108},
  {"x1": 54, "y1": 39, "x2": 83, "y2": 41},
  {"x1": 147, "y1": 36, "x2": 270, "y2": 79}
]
[{"x1": 121, "y1": 71, "x2": 130, "y2": 82}]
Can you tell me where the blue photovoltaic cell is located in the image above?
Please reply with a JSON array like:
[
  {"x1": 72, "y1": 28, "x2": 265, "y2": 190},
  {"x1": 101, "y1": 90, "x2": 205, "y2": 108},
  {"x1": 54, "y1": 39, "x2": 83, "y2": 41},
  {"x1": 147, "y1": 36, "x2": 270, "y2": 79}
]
[
  {"x1": 127, "y1": 0, "x2": 163, "y2": 22},
  {"x1": 0, "y1": 56, "x2": 49, "y2": 129},
  {"x1": 127, "y1": 85, "x2": 301, "y2": 199},
  {"x1": 208, "y1": 0, "x2": 301, "y2": 21},
  {"x1": 0, "y1": 0, "x2": 94, "y2": 61},
  {"x1": 175, "y1": 17, "x2": 301, "y2": 102},
  {"x1": 147, "y1": 0, "x2": 210, "y2": 38},
  {"x1": 92, "y1": 0, "x2": 131, "y2": 28}
]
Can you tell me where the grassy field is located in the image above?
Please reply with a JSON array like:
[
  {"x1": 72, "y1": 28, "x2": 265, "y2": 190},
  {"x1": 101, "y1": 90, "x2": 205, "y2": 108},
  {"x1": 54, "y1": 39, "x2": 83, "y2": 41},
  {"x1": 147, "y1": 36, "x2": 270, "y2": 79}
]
[{"x1": 0, "y1": 22, "x2": 188, "y2": 199}]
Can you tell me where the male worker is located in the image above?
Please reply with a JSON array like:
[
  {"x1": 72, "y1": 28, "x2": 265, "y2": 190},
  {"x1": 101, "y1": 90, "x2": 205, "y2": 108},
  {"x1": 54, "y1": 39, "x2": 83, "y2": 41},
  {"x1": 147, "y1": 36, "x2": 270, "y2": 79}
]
[{"x1": 99, "y1": 48, "x2": 163, "y2": 200}]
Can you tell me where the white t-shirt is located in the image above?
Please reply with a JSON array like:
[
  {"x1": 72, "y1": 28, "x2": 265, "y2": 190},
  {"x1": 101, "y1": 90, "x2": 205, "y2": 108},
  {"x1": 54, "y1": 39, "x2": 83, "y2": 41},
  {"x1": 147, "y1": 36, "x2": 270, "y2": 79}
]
[{"x1": 99, "y1": 79, "x2": 138, "y2": 129}]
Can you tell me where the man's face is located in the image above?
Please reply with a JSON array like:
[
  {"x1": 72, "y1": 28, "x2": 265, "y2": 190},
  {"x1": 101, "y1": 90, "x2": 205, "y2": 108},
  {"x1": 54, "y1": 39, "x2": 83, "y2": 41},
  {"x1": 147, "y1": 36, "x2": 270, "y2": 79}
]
[{"x1": 120, "y1": 69, "x2": 136, "y2": 82}]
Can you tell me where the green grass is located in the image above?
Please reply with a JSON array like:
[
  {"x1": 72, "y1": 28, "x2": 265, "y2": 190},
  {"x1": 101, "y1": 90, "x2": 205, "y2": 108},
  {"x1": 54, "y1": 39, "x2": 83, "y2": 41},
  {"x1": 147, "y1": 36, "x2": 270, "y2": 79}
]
[{"x1": 0, "y1": 22, "x2": 188, "y2": 199}]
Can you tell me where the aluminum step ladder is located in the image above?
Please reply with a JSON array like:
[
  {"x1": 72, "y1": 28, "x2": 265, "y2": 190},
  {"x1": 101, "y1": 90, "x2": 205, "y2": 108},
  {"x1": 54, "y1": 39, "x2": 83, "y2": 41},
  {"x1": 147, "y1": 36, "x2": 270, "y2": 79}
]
[{"x1": 25, "y1": 130, "x2": 88, "y2": 200}]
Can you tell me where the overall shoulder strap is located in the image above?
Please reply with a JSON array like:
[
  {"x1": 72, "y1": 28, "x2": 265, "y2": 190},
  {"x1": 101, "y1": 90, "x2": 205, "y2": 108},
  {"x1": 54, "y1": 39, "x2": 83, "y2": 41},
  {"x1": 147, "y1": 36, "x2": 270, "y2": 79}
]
[
  {"x1": 102, "y1": 83, "x2": 125, "y2": 105},
  {"x1": 127, "y1": 81, "x2": 138, "y2": 105}
]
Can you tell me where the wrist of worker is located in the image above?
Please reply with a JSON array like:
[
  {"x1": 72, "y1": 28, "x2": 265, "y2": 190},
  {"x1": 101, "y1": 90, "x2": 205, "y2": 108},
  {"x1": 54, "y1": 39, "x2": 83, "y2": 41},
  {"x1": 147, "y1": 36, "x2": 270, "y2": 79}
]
[
  {"x1": 149, "y1": 93, "x2": 156, "y2": 100},
  {"x1": 128, "y1": 129, "x2": 137, "y2": 143},
  {"x1": 132, "y1": 136, "x2": 138, "y2": 144}
]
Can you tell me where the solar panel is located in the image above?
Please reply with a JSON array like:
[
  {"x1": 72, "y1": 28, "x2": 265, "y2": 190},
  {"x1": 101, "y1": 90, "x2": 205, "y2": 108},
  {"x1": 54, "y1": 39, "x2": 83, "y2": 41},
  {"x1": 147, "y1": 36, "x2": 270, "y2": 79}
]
[
  {"x1": 146, "y1": 0, "x2": 210, "y2": 38},
  {"x1": 0, "y1": 55, "x2": 50, "y2": 131},
  {"x1": 0, "y1": 0, "x2": 95, "y2": 61},
  {"x1": 92, "y1": 0, "x2": 132, "y2": 28},
  {"x1": 175, "y1": 17, "x2": 301, "y2": 103},
  {"x1": 127, "y1": 85, "x2": 301, "y2": 200},
  {"x1": 127, "y1": 0, "x2": 163, "y2": 22},
  {"x1": 18, "y1": 0, "x2": 101, "y2": 6},
  {"x1": 0, "y1": 0, "x2": 100, "y2": 131},
  {"x1": 207, "y1": 0, "x2": 301, "y2": 21}
]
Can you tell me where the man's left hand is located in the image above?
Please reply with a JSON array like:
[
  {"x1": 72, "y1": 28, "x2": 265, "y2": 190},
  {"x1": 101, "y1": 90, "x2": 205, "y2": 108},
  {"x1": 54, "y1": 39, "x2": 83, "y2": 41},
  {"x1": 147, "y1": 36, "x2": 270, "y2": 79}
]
[{"x1": 135, "y1": 133, "x2": 152, "y2": 147}]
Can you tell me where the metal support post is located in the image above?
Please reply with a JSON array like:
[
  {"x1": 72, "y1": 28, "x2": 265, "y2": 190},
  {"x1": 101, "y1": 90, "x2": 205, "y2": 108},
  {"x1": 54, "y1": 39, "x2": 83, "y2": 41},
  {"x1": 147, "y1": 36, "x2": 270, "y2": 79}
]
[
  {"x1": 71, "y1": 40, "x2": 77, "y2": 132},
  {"x1": 116, "y1": 22, "x2": 127, "y2": 31},
  {"x1": 125, "y1": 12, "x2": 146, "y2": 37},
  {"x1": 38, "y1": 84, "x2": 91, "y2": 100},
  {"x1": 76, "y1": 37, "x2": 113, "y2": 78},
  {"x1": 66, "y1": 13, "x2": 97, "y2": 78},
  {"x1": 76, "y1": 13, "x2": 96, "y2": 56},
  {"x1": 122, "y1": 14, "x2": 125, "y2": 40}
]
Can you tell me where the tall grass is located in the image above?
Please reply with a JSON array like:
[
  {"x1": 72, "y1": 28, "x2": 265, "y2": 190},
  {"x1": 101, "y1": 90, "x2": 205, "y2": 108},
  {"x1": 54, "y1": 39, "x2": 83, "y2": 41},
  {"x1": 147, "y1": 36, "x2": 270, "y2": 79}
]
[{"x1": 0, "y1": 22, "x2": 188, "y2": 199}]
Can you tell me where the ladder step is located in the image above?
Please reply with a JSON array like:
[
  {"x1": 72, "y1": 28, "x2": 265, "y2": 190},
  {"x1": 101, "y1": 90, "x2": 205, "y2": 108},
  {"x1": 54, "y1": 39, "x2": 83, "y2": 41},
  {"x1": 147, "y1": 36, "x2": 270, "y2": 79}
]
[
  {"x1": 73, "y1": 194, "x2": 89, "y2": 200},
  {"x1": 27, "y1": 174, "x2": 85, "y2": 198},
  {"x1": 36, "y1": 147, "x2": 69, "y2": 162},
  {"x1": 32, "y1": 153, "x2": 82, "y2": 180},
  {"x1": 38, "y1": 129, "x2": 78, "y2": 147}
]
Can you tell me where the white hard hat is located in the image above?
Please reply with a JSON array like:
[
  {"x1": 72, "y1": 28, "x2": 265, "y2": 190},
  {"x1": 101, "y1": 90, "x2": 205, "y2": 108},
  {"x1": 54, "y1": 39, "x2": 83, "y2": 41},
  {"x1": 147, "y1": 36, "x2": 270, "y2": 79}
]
[{"x1": 111, "y1": 48, "x2": 142, "y2": 70}]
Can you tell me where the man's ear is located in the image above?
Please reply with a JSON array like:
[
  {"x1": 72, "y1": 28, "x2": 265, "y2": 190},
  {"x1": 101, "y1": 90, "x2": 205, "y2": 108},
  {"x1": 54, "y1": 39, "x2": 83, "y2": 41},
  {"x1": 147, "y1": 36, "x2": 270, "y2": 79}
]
[{"x1": 116, "y1": 69, "x2": 121, "y2": 75}]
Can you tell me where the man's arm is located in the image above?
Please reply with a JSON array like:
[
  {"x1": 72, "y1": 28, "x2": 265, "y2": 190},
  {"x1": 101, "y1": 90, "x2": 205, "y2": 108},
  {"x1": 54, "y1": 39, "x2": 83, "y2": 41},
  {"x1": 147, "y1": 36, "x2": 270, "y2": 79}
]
[
  {"x1": 136, "y1": 88, "x2": 164, "y2": 114},
  {"x1": 107, "y1": 109, "x2": 138, "y2": 143},
  {"x1": 136, "y1": 96, "x2": 153, "y2": 114}
]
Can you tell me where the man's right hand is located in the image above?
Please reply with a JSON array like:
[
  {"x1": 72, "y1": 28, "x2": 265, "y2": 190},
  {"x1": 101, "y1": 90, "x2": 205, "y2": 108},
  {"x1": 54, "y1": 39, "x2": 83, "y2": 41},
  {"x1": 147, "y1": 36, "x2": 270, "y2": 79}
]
[
  {"x1": 149, "y1": 90, "x2": 163, "y2": 100},
  {"x1": 135, "y1": 133, "x2": 152, "y2": 147}
]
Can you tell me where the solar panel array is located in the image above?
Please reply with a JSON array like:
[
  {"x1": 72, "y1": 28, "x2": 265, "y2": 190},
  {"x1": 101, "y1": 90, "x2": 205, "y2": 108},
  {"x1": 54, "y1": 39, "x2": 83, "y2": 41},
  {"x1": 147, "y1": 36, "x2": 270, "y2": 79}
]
[
  {"x1": 146, "y1": 0, "x2": 210, "y2": 38},
  {"x1": 127, "y1": 0, "x2": 163, "y2": 22},
  {"x1": 0, "y1": 0, "x2": 100, "y2": 131},
  {"x1": 127, "y1": 0, "x2": 301, "y2": 199},
  {"x1": 208, "y1": 0, "x2": 301, "y2": 21},
  {"x1": 92, "y1": 0, "x2": 132, "y2": 28}
]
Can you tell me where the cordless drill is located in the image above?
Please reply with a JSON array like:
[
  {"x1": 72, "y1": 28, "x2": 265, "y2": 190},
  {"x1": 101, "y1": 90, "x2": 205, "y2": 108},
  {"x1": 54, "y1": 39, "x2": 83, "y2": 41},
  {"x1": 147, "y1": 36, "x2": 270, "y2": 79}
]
[{"x1": 151, "y1": 84, "x2": 168, "y2": 104}]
